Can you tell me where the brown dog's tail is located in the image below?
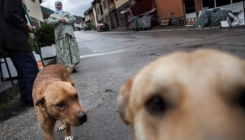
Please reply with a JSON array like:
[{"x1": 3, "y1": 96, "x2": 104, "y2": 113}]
[{"x1": 66, "y1": 64, "x2": 75, "y2": 73}]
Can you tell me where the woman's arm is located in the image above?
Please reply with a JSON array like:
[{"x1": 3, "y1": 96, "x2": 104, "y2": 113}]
[
  {"x1": 47, "y1": 14, "x2": 59, "y2": 25},
  {"x1": 65, "y1": 12, "x2": 76, "y2": 24}
]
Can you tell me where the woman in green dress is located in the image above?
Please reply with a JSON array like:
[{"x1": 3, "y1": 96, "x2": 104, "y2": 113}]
[{"x1": 47, "y1": 1, "x2": 80, "y2": 73}]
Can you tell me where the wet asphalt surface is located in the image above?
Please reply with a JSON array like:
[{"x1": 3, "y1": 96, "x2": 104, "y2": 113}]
[{"x1": 0, "y1": 28, "x2": 245, "y2": 140}]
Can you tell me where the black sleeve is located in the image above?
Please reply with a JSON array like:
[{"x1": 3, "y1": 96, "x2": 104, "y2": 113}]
[{"x1": 3, "y1": 0, "x2": 29, "y2": 33}]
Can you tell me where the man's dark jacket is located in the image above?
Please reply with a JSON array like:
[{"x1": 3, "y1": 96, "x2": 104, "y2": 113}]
[{"x1": 0, "y1": 0, "x2": 31, "y2": 51}]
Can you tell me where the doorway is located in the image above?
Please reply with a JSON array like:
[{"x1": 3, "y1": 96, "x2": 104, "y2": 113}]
[{"x1": 114, "y1": 13, "x2": 119, "y2": 28}]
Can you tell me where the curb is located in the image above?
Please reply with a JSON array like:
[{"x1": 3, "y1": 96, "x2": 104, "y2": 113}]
[
  {"x1": 107, "y1": 27, "x2": 220, "y2": 34},
  {"x1": 99, "y1": 26, "x2": 245, "y2": 34}
]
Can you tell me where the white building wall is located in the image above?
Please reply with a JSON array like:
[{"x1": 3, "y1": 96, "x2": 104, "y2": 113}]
[{"x1": 23, "y1": 0, "x2": 44, "y2": 23}]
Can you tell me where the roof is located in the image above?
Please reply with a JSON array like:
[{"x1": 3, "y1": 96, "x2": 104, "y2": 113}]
[
  {"x1": 92, "y1": 0, "x2": 101, "y2": 5},
  {"x1": 84, "y1": 6, "x2": 93, "y2": 15},
  {"x1": 41, "y1": 6, "x2": 54, "y2": 15},
  {"x1": 74, "y1": 15, "x2": 83, "y2": 20},
  {"x1": 41, "y1": 6, "x2": 83, "y2": 21}
]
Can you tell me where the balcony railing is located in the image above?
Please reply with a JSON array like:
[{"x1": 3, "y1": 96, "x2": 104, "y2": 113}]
[{"x1": 109, "y1": 2, "x2": 115, "y2": 11}]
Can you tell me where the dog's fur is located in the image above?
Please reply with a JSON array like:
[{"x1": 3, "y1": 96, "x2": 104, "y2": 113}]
[
  {"x1": 33, "y1": 64, "x2": 87, "y2": 140},
  {"x1": 118, "y1": 49, "x2": 245, "y2": 140}
]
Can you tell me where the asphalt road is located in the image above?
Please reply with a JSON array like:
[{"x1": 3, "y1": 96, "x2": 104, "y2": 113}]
[{"x1": 1, "y1": 28, "x2": 245, "y2": 140}]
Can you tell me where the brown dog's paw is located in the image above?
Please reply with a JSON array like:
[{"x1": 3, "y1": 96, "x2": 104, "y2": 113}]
[
  {"x1": 65, "y1": 136, "x2": 74, "y2": 140},
  {"x1": 58, "y1": 125, "x2": 65, "y2": 131}
]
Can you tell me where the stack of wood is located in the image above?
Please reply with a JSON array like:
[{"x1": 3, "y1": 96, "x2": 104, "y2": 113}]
[{"x1": 158, "y1": 16, "x2": 170, "y2": 26}]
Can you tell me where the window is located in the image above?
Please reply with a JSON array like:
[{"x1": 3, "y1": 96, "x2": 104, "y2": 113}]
[
  {"x1": 185, "y1": 0, "x2": 195, "y2": 14},
  {"x1": 119, "y1": 10, "x2": 124, "y2": 20},
  {"x1": 203, "y1": 0, "x2": 243, "y2": 8},
  {"x1": 233, "y1": 0, "x2": 243, "y2": 3},
  {"x1": 100, "y1": 5, "x2": 103, "y2": 15},
  {"x1": 216, "y1": 0, "x2": 230, "y2": 6},
  {"x1": 103, "y1": 1, "x2": 106, "y2": 9},
  {"x1": 202, "y1": 0, "x2": 215, "y2": 8}
]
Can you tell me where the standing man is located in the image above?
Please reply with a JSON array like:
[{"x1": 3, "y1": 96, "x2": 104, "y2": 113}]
[{"x1": 0, "y1": 0, "x2": 39, "y2": 106}]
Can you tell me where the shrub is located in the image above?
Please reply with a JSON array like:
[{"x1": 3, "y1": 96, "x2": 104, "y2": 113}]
[{"x1": 35, "y1": 22, "x2": 55, "y2": 47}]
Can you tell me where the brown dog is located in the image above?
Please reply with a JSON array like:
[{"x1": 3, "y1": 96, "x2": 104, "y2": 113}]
[
  {"x1": 118, "y1": 49, "x2": 245, "y2": 140},
  {"x1": 32, "y1": 64, "x2": 87, "y2": 140}
]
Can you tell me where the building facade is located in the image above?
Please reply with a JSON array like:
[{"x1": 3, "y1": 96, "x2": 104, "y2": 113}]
[
  {"x1": 155, "y1": 0, "x2": 244, "y2": 19},
  {"x1": 94, "y1": 0, "x2": 111, "y2": 27},
  {"x1": 112, "y1": 0, "x2": 131, "y2": 29},
  {"x1": 23, "y1": 0, "x2": 44, "y2": 27}
]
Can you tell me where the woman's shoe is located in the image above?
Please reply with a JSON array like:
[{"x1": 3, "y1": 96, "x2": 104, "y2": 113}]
[{"x1": 72, "y1": 68, "x2": 77, "y2": 73}]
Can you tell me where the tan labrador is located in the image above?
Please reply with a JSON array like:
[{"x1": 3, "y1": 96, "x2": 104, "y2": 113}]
[
  {"x1": 33, "y1": 64, "x2": 87, "y2": 140},
  {"x1": 118, "y1": 49, "x2": 245, "y2": 140}
]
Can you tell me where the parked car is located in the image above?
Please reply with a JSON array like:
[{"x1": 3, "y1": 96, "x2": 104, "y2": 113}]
[
  {"x1": 73, "y1": 26, "x2": 84, "y2": 31},
  {"x1": 97, "y1": 23, "x2": 109, "y2": 32},
  {"x1": 84, "y1": 23, "x2": 91, "y2": 31}
]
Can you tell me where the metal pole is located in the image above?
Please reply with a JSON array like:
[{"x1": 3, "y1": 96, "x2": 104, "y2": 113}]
[
  {"x1": 22, "y1": 4, "x2": 45, "y2": 67},
  {"x1": 3, "y1": 57, "x2": 14, "y2": 85},
  {"x1": 0, "y1": 49, "x2": 14, "y2": 85}
]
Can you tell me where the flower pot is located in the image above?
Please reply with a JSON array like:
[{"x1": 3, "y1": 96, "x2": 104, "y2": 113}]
[{"x1": 41, "y1": 44, "x2": 56, "y2": 59}]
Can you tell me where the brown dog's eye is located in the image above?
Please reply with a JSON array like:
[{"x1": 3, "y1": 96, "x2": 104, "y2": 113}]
[
  {"x1": 145, "y1": 96, "x2": 166, "y2": 115},
  {"x1": 56, "y1": 102, "x2": 65, "y2": 108},
  {"x1": 237, "y1": 92, "x2": 245, "y2": 110},
  {"x1": 74, "y1": 94, "x2": 78, "y2": 100}
]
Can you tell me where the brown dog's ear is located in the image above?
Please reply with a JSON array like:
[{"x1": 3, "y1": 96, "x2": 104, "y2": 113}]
[
  {"x1": 35, "y1": 96, "x2": 46, "y2": 107},
  {"x1": 117, "y1": 78, "x2": 134, "y2": 125}
]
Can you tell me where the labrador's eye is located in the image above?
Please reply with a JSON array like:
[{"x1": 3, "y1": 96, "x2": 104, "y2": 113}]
[
  {"x1": 74, "y1": 94, "x2": 79, "y2": 100},
  {"x1": 56, "y1": 102, "x2": 65, "y2": 108},
  {"x1": 145, "y1": 95, "x2": 166, "y2": 115},
  {"x1": 237, "y1": 92, "x2": 245, "y2": 110}
]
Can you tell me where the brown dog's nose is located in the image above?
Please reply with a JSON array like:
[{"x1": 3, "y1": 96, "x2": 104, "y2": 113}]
[{"x1": 77, "y1": 113, "x2": 87, "y2": 123}]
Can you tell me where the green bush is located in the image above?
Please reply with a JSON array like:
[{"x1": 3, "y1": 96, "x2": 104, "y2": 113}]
[{"x1": 35, "y1": 22, "x2": 55, "y2": 47}]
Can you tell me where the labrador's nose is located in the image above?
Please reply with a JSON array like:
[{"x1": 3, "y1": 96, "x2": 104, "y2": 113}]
[{"x1": 77, "y1": 113, "x2": 87, "y2": 123}]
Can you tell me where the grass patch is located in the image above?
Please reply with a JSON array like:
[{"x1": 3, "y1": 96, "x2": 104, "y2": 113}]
[{"x1": 0, "y1": 84, "x2": 19, "y2": 113}]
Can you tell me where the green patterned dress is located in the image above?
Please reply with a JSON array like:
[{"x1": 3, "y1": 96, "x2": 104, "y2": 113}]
[{"x1": 56, "y1": 33, "x2": 80, "y2": 68}]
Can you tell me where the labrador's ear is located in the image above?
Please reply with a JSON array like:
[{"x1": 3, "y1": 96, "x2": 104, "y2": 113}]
[
  {"x1": 117, "y1": 78, "x2": 134, "y2": 125},
  {"x1": 35, "y1": 96, "x2": 46, "y2": 108}
]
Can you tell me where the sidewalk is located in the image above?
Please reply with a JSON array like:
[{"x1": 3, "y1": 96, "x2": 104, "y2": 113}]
[{"x1": 107, "y1": 25, "x2": 223, "y2": 33}]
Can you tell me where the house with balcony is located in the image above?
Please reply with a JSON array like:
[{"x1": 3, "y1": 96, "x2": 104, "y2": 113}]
[
  {"x1": 155, "y1": 0, "x2": 244, "y2": 25},
  {"x1": 106, "y1": 0, "x2": 117, "y2": 29},
  {"x1": 112, "y1": 0, "x2": 131, "y2": 29},
  {"x1": 84, "y1": 6, "x2": 96, "y2": 28},
  {"x1": 92, "y1": 0, "x2": 112, "y2": 29},
  {"x1": 23, "y1": 0, "x2": 44, "y2": 27}
]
